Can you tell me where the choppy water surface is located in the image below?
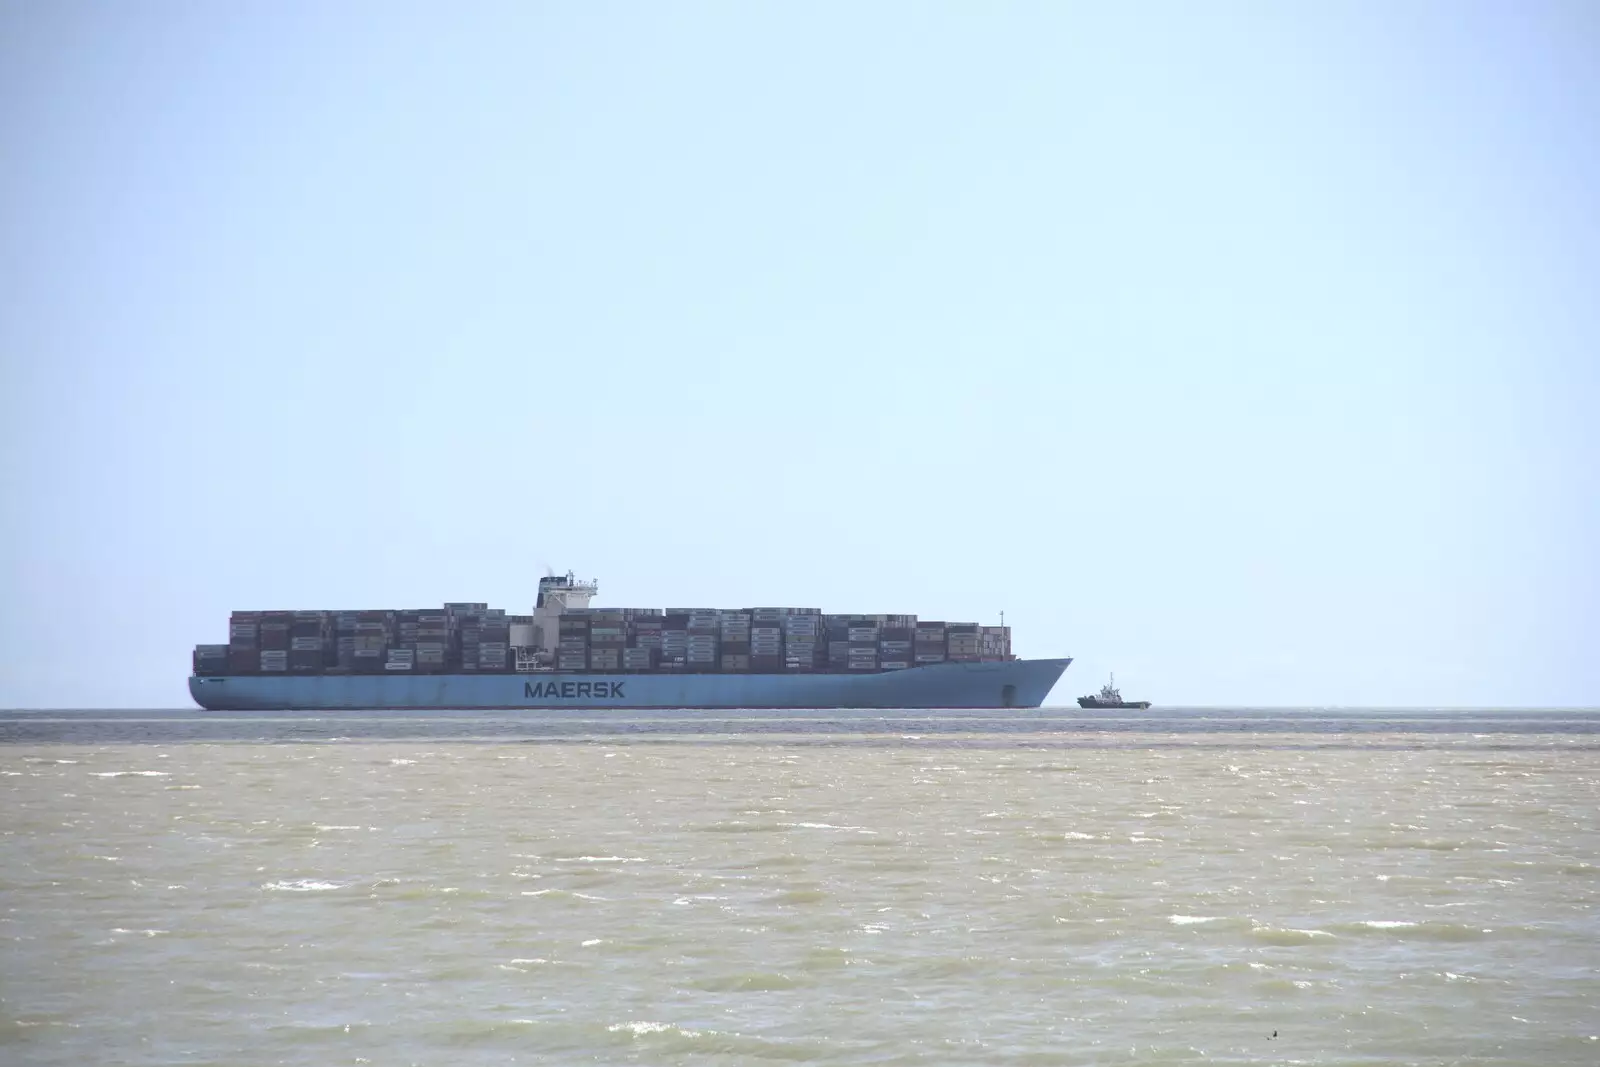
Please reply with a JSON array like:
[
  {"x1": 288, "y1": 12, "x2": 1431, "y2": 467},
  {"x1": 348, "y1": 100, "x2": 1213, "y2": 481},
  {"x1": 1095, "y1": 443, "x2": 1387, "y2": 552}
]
[{"x1": 2, "y1": 709, "x2": 1597, "y2": 1065}]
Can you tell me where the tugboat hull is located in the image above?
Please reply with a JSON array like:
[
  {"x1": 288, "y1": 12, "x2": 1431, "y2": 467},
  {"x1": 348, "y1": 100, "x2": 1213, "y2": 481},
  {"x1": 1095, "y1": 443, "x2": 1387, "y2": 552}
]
[{"x1": 1077, "y1": 697, "x2": 1152, "y2": 710}]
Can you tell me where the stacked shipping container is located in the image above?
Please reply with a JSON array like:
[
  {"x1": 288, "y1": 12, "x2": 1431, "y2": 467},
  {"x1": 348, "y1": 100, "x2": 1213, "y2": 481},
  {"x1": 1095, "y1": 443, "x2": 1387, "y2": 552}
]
[
  {"x1": 198, "y1": 602, "x2": 1013, "y2": 676},
  {"x1": 719, "y1": 611, "x2": 750, "y2": 672}
]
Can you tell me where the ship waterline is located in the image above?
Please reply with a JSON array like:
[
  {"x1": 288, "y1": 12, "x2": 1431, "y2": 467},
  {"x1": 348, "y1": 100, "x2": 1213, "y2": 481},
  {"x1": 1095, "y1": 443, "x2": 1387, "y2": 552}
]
[{"x1": 189, "y1": 657, "x2": 1072, "y2": 711}]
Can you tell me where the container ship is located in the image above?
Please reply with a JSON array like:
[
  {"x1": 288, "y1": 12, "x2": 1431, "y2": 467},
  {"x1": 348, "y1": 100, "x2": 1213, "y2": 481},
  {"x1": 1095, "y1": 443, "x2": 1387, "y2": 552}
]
[{"x1": 188, "y1": 573, "x2": 1071, "y2": 711}]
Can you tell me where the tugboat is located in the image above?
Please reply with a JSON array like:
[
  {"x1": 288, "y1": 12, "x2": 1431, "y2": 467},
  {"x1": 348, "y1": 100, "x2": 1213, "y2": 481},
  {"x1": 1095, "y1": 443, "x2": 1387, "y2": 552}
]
[{"x1": 1077, "y1": 674, "x2": 1151, "y2": 710}]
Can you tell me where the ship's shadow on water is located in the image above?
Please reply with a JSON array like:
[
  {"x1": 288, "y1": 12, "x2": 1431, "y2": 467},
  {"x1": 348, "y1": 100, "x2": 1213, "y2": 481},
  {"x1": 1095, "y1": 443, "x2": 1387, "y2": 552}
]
[{"x1": 1, "y1": 708, "x2": 1598, "y2": 746}]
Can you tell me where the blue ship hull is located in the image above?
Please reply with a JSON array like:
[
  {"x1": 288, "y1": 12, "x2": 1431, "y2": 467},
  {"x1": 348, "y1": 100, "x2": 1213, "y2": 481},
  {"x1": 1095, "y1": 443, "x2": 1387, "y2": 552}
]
[{"x1": 188, "y1": 658, "x2": 1072, "y2": 711}]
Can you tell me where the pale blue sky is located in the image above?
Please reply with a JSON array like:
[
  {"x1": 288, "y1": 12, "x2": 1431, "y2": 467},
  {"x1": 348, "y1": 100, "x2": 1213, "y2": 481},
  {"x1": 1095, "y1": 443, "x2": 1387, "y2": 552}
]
[{"x1": 2, "y1": 2, "x2": 1596, "y2": 708}]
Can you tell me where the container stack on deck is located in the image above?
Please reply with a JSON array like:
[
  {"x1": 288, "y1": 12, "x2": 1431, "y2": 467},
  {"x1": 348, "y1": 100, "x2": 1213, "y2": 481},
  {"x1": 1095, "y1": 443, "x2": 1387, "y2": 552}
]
[
  {"x1": 626, "y1": 610, "x2": 663, "y2": 671},
  {"x1": 981, "y1": 625, "x2": 1012, "y2": 660},
  {"x1": 719, "y1": 611, "x2": 750, "y2": 673},
  {"x1": 557, "y1": 613, "x2": 588, "y2": 672},
  {"x1": 784, "y1": 610, "x2": 821, "y2": 671},
  {"x1": 197, "y1": 601, "x2": 1013, "y2": 676},
  {"x1": 848, "y1": 617, "x2": 879, "y2": 671},
  {"x1": 350, "y1": 612, "x2": 389, "y2": 673},
  {"x1": 946, "y1": 624, "x2": 980, "y2": 662},
  {"x1": 587, "y1": 611, "x2": 624, "y2": 672},
  {"x1": 226, "y1": 613, "x2": 256, "y2": 673},
  {"x1": 686, "y1": 610, "x2": 719, "y2": 671},
  {"x1": 750, "y1": 609, "x2": 783, "y2": 672}
]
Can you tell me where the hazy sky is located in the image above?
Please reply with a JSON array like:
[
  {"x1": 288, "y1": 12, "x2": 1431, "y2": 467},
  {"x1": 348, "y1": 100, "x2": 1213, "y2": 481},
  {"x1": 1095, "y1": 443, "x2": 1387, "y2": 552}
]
[{"x1": 2, "y1": 2, "x2": 1596, "y2": 708}]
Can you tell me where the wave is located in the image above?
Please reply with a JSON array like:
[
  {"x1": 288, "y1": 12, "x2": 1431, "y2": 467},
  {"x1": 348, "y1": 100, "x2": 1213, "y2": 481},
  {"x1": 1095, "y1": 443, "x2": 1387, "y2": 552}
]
[
  {"x1": 262, "y1": 879, "x2": 347, "y2": 892},
  {"x1": 603, "y1": 1020, "x2": 827, "y2": 1060},
  {"x1": 1249, "y1": 923, "x2": 1337, "y2": 945},
  {"x1": 687, "y1": 971, "x2": 803, "y2": 992},
  {"x1": 519, "y1": 889, "x2": 607, "y2": 902},
  {"x1": 1326, "y1": 919, "x2": 1490, "y2": 941}
]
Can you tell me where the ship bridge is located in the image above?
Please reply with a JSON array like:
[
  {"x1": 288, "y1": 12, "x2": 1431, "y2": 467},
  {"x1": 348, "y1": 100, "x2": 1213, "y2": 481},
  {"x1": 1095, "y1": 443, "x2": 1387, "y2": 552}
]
[{"x1": 527, "y1": 572, "x2": 597, "y2": 661}]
